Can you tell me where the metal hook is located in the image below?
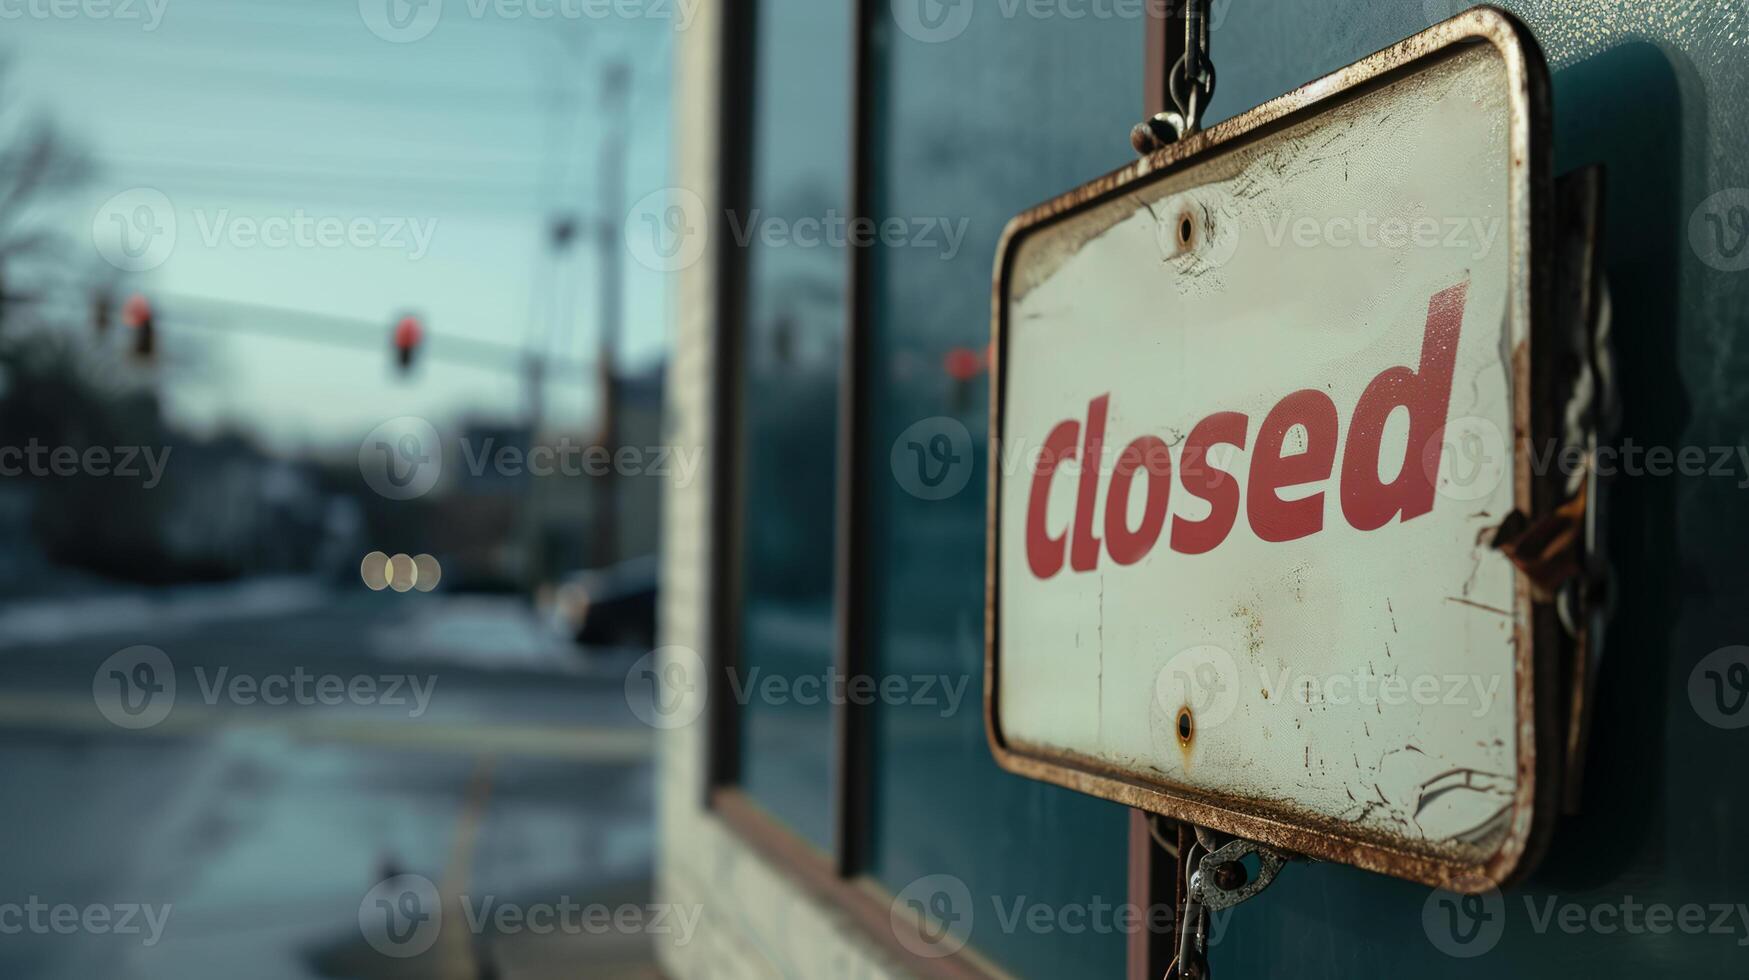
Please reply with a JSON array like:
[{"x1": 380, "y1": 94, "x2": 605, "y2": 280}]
[{"x1": 1132, "y1": 0, "x2": 1217, "y2": 154}]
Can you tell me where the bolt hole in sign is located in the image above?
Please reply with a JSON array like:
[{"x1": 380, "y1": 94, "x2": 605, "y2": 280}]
[{"x1": 987, "y1": 10, "x2": 1562, "y2": 891}]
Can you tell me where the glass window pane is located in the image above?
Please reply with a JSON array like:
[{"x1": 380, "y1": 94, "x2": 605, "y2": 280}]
[
  {"x1": 733, "y1": 0, "x2": 852, "y2": 851},
  {"x1": 861, "y1": 9, "x2": 1141, "y2": 977}
]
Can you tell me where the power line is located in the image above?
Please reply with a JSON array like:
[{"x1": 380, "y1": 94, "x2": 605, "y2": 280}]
[
  {"x1": 89, "y1": 158, "x2": 550, "y2": 196},
  {"x1": 135, "y1": 292, "x2": 595, "y2": 381},
  {"x1": 56, "y1": 53, "x2": 557, "y2": 112}
]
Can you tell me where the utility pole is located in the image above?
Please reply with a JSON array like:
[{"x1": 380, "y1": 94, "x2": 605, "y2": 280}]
[
  {"x1": 518, "y1": 32, "x2": 585, "y2": 592},
  {"x1": 593, "y1": 62, "x2": 630, "y2": 569}
]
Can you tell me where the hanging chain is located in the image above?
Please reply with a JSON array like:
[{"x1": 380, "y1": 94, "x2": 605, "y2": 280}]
[
  {"x1": 1175, "y1": 0, "x2": 1215, "y2": 131},
  {"x1": 1131, "y1": 0, "x2": 1219, "y2": 154},
  {"x1": 1162, "y1": 827, "x2": 1291, "y2": 980}
]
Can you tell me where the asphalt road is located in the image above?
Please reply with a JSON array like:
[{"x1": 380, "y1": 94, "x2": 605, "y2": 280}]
[{"x1": 0, "y1": 585, "x2": 660, "y2": 980}]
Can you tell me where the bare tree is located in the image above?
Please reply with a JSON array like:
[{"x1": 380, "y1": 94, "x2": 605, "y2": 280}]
[{"x1": 0, "y1": 54, "x2": 91, "y2": 324}]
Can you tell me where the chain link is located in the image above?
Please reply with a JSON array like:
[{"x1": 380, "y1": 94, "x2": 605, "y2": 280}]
[{"x1": 1131, "y1": 0, "x2": 1217, "y2": 153}]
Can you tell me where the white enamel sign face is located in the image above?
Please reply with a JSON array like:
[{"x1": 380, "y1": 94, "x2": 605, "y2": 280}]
[{"x1": 994, "y1": 43, "x2": 1535, "y2": 876}]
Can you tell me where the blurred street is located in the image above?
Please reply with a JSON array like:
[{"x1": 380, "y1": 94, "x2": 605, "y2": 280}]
[
  {"x1": 0, "y1": 3, "x2": 682, "y2": 977},
  {"x1": 0, "y1": 582, "x2": 658, "y2": 980}
]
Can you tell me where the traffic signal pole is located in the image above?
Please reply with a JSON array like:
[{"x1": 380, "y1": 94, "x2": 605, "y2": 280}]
[{"x1": 593, "y1": 63, "x2": 629, "y2": 570}]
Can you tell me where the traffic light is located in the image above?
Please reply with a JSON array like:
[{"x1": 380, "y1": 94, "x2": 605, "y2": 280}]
[
  {"x1": 393, "y1": 314, "x2": 422, "y2": 373},
  {"x1": 943, "y1": 345, "x2": 987, "y2": 413},
  {"x1": 91, "y1": 290, "x2": 113, "y2": 334},
  {"x1": 123, "y1": 293, "x2": 154, "y2": 358},
  {"x1": 943, "y1": 345, "x2": 986, "y2": 382}
]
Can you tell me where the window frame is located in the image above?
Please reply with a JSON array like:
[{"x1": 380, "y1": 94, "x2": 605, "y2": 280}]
[{"x1": 703, "y1": 4, "x2": 1187, "y2": 978}]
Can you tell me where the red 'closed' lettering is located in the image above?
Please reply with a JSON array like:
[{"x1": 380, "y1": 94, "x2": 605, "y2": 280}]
[
  {"x1": 1069, "y1": 394, "x2": 1109, "y2": 572},
  {"x1": 1023, "y1": 283, "x2": 1467, "y2": 579},
  {"x1": 1248, "y1": 389, "x2": 1340, "y2": 543},
  {"x1": 1025, "y1": 419, "x2": 1080, "y2": 579},
  {"x1": 1170, "y1": 411, "x2": 1247, "y2": 555},
  {"x1": 1341, "y1": 281, "x2": 1468, "y2": 529},
  {"x1": 1105, "y1": 435, "x2": 1172, "y2": 564}
]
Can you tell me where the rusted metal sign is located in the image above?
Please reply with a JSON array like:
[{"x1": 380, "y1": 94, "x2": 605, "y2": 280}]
[{"x1": 986, "y1": 11, "x2": 1563, "y2": 890}]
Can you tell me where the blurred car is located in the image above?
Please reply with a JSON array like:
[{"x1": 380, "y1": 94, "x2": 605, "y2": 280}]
[{"x1": 543, "y1": 554, "x2": 658, "y2": 652}]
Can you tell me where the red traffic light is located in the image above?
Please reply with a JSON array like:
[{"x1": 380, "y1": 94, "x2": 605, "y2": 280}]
[
  {"x1": 123, "y1": 293, "x2": 153, "y2": 330},
  {"x1": 943, "y1": 345, "x2": 987, "y2": 382},
  {"x1": 123, "y1": 293, "x2": 155, "y2": 358},
  {"x1": 393, "y1": 314, "x2": 423, "y2": 371},
  {"x1": 394, "y1": 315, "x2": 423, "y2": 351}
]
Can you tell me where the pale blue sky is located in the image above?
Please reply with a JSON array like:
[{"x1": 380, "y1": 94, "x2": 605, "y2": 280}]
[{"x1": 8, "y1": 0, "x2": 675, "y2": 452}]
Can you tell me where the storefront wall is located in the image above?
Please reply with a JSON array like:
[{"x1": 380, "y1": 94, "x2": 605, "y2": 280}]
[{"x1": 658, "y1": 2, "x2": 1749, "y2": 977}]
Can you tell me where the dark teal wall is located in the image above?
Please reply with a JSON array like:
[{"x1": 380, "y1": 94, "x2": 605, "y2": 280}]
[
  {"x1": 860, "y1": 6, "x2": 1143, "y2": 978},
  {"x1": 1200, "y1": 3, "x2": 1749, "y2": 976},
  {"x1": 847, "y1": 2, "x2": 1747, "y2": 975}
]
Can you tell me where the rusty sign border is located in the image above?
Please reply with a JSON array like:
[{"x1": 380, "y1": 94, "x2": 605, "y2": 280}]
[{"x1": 984, "y1": 7, "x2": 1559, "y2": 891}]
